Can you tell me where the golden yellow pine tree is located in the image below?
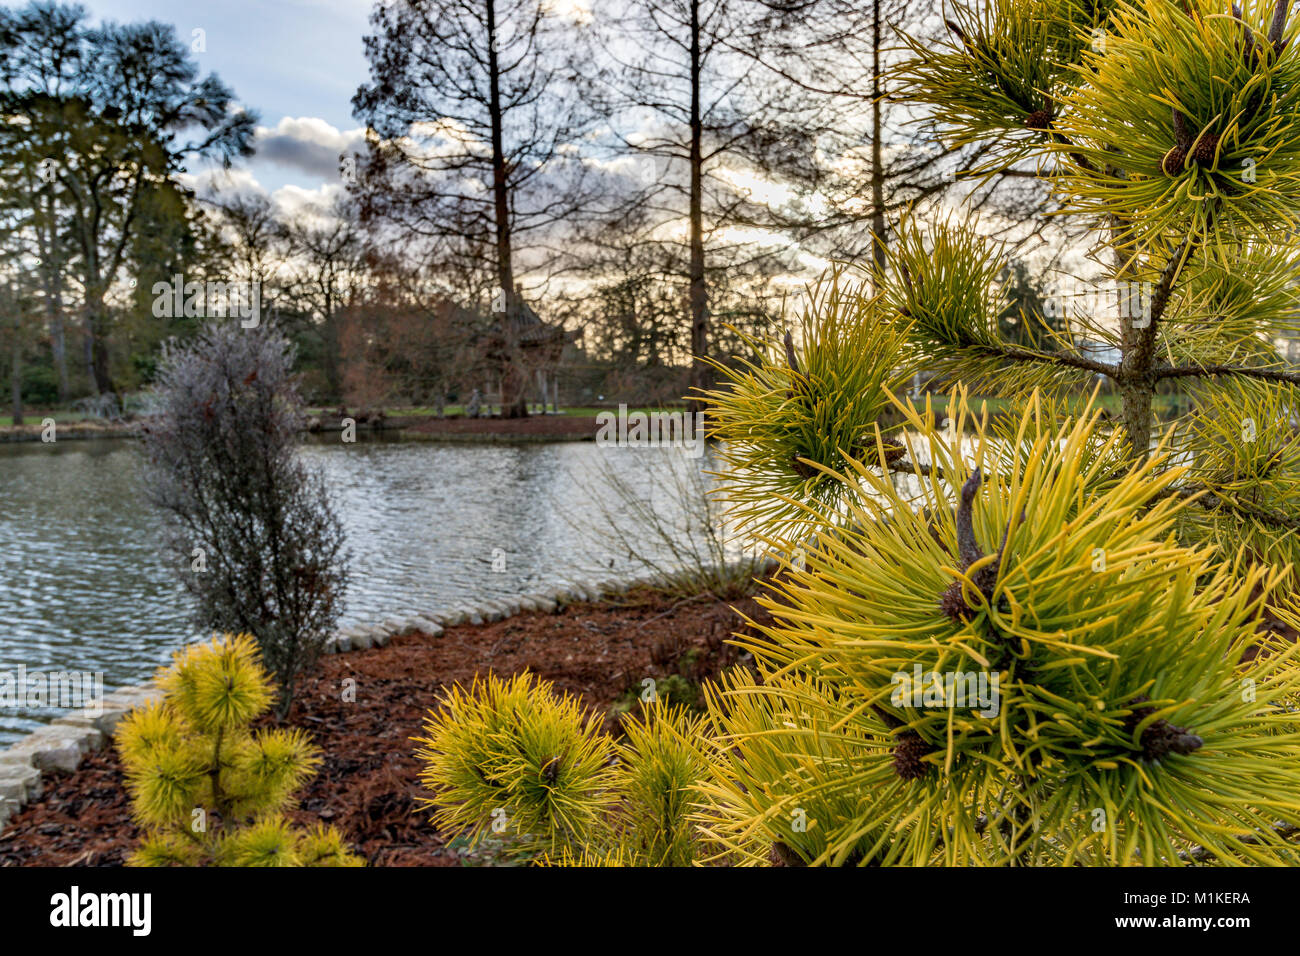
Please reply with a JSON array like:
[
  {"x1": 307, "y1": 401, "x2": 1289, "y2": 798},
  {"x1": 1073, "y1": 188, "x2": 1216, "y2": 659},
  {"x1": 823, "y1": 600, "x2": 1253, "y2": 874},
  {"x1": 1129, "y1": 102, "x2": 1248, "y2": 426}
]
[{"x1": 117, "y1": 634, "x2": 363, "y2": 867}]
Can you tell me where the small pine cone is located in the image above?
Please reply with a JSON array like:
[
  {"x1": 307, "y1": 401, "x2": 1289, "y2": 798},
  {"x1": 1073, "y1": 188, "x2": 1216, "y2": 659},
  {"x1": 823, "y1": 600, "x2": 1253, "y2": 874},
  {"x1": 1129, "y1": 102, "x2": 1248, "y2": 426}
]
[
  {"x1": 1024, "y1": 108, "x2": 1054, "y2": 131},
  {"x1": 541, "y1": 755, "x2": 560, "y2": 785},
  {"x1": 1125, "y1": 695, "x2": 1203, "y2": 761},
  {"x1": 1191, "y1": 132, "x2": 1219, "y2": 166},
  {"x1": 939, "y1": 580, "x2": 971, "y2": 622},
  {"x1": 882, "y1": 440, "x2": 907, "y2": 464},
  {"x1": 892, "y1": 730, "x2": 932, "y2": 781},
  {"x1": 1162, "y1": 144, "x2": 1187, "y2": 176},
  {"x1": 790, "y1": 455, "x2": 818, "y2": 479},
  {"x1": 770, "y1": 841, "x2": 807, "y2": 867},
  {"x1": 1143, "y1": 724, "x2": 1203, "y2": 760},
  {"x1": 1124, "y1": 695, "x2": 1158, "y2": 734}
]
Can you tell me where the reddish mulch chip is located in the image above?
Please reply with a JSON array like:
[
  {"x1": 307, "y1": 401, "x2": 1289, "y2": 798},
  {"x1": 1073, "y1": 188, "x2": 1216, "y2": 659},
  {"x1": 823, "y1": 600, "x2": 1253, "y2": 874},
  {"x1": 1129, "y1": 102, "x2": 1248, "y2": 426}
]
[{"x1": 401, "y1": 414, "x2": 602, "y2": 440}]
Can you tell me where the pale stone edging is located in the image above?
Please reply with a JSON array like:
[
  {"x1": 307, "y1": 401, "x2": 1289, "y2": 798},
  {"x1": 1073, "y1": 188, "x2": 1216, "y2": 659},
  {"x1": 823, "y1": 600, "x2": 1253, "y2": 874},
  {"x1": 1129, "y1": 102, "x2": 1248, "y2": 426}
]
[
  {"x1": 0, "y1": 683, "x2": 163, "y2": 832},
  {"x1": 0, "y1": 559, "x2": 775, "y2": 834}
]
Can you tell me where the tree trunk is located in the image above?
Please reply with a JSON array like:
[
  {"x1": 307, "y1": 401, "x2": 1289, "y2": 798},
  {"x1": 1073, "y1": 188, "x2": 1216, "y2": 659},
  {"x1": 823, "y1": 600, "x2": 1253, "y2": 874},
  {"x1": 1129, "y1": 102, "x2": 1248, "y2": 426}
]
[
  {"x1": 82, "y1": 320, "x2": 94, "y2": 388},
  {"x1": 39, "y1": 193, "x2": 69, "y2": 402},
  {"x1": 688, "y1": 0, "x2": 709, "y2": 395},
  {"x1": 1111, "y1": 230, "x2": 1161, "y2": 459},
  {"x1": 486, "y1": 0, "x2": 528, "y2": 419},
  {"x1": 83, "y1": 240, "x2": 116, "y2": 398},
  {"x1": 869, "y1": 0, "x2": 887, "y2": 284},
  {"x1": 49, "y1": 303, "x2": 68, "y2": 403},
  {"x1": 87, "y1": 297, "x2": 116, "y2": 398},
  {"x1": 1118, "y1": 369, "x2": 1154, "y2": 457},
  {"x1": 323, "y1": 283, "x2": 341, "y2": 400},
  {"x1": 10, "y1": 290, "x2": 22, "y2": 427}
]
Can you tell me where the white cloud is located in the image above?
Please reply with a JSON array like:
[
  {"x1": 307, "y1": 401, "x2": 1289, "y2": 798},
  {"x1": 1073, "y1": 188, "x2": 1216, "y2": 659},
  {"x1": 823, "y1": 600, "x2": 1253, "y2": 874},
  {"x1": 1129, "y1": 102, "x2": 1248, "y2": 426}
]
[
  {"x1": 254, "y1": 116, "x2": 367, "y2": 180},
  {"x1": 181, "y1": 166, "x2": 267, "y2": 200},
  {"x1": 271, "y1": 182, "x2": 348, "y2": 220}
]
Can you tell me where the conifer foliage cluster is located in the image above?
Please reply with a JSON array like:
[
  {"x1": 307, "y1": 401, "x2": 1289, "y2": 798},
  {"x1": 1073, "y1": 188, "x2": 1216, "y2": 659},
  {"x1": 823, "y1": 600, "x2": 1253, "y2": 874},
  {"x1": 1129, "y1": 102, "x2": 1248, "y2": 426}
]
[
  {"x1": 118, "y1": 635, "x2": 363, "y2": 867},
  {"x1": 415, "y1": 673, "x2": 706, "y2": 866},
  {"x1": 415, "y1": 0, "x2": 1300, "y2": 866}
]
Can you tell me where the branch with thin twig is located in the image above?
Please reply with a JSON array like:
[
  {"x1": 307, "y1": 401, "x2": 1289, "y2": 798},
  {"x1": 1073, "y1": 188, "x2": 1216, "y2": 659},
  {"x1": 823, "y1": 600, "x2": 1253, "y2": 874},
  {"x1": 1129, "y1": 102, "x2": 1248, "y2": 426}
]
[
  {"x1": 974, "y1": 342, "x2": 1118, "y2": 378},
  {"x1": 887, "y1": 458, "x2": 938, "y2": 479},
  {"x1": 1152, "y1": 364, "x2": 1300, "y2": 386},
  {"x1": 1162, "y1": 483, "x2": 1300, "y2": 533},
  {"x1": 1179, "y1": 822, "x2": 1300, "y2": 863}
]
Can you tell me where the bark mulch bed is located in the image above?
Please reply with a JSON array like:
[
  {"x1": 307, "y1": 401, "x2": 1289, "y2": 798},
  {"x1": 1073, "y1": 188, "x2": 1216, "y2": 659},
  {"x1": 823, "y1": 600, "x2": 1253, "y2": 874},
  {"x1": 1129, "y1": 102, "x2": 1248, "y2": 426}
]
[
  {"x1": 0, "y1": 587, "x2": 771, "y2": 867},
  {"x1": 400, "y1": 414, "x2": 602, "y2": 440}
]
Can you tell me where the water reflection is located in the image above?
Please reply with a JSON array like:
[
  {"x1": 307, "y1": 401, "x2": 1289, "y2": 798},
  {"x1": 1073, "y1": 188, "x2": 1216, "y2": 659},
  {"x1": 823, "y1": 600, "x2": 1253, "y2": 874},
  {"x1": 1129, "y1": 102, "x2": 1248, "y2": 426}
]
[{"x1": 0, "y1": 436, "x2": 713, "y2": 744}]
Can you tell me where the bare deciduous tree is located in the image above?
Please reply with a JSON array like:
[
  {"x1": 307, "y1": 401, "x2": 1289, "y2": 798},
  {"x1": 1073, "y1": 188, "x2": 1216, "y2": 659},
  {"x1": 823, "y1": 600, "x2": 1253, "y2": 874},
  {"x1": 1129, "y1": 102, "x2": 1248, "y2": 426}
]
[
  {"x1": 282, "y1": 198, "x2": 367, "y2": 401},
  {"x1": 352, "y1": 0, "x2": 593, "y2": 417}
]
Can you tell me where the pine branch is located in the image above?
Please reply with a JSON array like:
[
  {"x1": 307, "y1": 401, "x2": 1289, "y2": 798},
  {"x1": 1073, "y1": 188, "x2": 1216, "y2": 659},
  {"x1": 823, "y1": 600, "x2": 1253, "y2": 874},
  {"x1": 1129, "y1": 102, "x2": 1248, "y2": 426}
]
[
  {"x1": 1269, "y1": 0, "x2": 1292, "y2": 54},
  {"x1": 888, "y1": 458, "x2": 938, "y2": 479},
  {"x1": 1152, "y1": 364, "x2": 1300, "y2": 386},
  {"x1": 1048, "y1": 128, "x2": 1099, "y2": 176},
  {"x1": 1165, "y1": 483, "x2": 1300, "y2": 533},
  {"x1": 971, "y1": 342, "x2": 1119, "y2": 377},
  {"x1": 1179, "y1": 822, "x2": 1300, "y2": 863},
  {"x1": 1143, "y1": 236, "x2": 1196, "y2": 343}
]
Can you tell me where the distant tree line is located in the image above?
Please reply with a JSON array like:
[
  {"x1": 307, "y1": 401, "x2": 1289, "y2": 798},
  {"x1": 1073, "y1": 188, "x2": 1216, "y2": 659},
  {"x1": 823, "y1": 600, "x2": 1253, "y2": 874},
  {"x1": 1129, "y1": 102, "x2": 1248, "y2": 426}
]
[{"x1": 0, "y1": 0, "x2": 1062, "y2": 421}]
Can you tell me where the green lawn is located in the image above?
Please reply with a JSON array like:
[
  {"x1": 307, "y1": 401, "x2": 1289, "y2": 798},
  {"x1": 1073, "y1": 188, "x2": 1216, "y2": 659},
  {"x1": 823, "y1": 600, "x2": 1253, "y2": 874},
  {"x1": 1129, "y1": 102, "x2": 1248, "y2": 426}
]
[
  {"x1": 4, "y1": 397, "x2": 1182, "y2": 430},
  {"x1": 0, "y1": 410, "x2": 100, "y2": 428}
]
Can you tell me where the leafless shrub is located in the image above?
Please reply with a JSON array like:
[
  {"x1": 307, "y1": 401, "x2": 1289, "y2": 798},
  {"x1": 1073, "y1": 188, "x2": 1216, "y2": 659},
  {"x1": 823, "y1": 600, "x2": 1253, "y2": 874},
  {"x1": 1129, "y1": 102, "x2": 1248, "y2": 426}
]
[
  {"x1": 139, "y1": 322, "x2": 349, "y2": 716},
  {"x1": 559, "y1": 447, "x2": 768, "y2": 600}
]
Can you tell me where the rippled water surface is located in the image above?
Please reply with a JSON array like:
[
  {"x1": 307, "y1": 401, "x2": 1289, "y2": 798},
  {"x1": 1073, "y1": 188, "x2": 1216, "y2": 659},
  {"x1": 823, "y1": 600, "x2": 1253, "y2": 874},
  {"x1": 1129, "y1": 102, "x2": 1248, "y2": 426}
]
[{"x1": 0, "y1": 436, "x2": 715, "y2": 744}]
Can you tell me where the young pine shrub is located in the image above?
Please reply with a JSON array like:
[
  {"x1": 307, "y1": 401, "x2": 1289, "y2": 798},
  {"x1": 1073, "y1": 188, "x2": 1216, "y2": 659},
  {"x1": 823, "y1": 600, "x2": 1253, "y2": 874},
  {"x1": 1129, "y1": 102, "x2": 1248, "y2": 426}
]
[
  {"x1": 533, "y1": 846, "x2": 634, "y2": 866},
  {"x1": 414, "y1": 672, "x2": 619, "y2": 856},
  {"x1": 695, "y1": 667, "x2": 895, "y2": 867},
  {"x1": 414, "y1": 673, "x2": 713, "y2": 865},
  {"x1": 117, "y1": 634, "x2": 363, "y2": 867},
  {"x1": 612, "y1": 703, "x2": 710, "y2": 866}
]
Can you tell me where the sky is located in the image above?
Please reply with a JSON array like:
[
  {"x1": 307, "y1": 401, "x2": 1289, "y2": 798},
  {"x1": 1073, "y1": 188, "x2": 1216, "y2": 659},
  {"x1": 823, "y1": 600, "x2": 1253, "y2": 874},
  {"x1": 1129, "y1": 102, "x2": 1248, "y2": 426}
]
[{"x1": 78, "y1": 0, "x2": 375, "y2": 207}]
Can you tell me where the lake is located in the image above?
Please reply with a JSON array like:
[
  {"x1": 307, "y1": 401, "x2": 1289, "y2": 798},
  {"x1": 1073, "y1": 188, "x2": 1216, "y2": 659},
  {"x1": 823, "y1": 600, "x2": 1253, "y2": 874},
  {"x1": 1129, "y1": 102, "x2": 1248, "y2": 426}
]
[{"x1": 0, "y1": 435, "x2": 725, "y2": 745}]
